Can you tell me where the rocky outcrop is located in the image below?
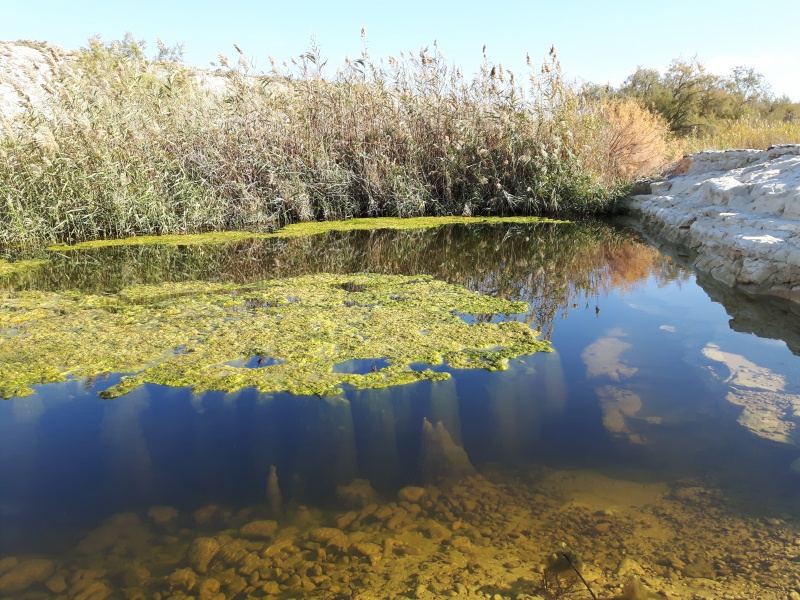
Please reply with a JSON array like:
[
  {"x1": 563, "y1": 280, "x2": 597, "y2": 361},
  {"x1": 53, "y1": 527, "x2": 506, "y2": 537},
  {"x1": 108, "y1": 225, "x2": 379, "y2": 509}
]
[{"x1": 625, "y1": 145, "x2": 800, "y2": 300}]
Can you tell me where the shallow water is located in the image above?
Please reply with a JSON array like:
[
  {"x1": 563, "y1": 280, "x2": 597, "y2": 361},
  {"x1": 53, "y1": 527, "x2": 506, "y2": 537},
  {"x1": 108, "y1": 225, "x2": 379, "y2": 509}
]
[{"x1": 1, "y1": 221, "x2": 800, "y2": 598}]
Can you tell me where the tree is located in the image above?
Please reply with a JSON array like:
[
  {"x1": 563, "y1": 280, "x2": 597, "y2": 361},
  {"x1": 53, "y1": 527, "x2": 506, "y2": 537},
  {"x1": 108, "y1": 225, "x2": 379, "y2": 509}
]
[{"x1": 604, "y1": 58, "x2": 800, "y2": 134}]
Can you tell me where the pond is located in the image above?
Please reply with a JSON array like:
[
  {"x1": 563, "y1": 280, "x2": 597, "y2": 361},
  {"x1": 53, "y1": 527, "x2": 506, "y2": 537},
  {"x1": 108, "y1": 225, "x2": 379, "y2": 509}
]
[{"x1": 1, "y1": 220, "x2": 800, "y2": 599}]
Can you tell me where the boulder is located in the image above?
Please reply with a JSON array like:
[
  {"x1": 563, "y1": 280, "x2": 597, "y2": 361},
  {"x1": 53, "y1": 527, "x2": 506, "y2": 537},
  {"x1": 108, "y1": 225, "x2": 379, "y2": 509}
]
[
  {"x1": 624, "y1": 145, "x2": 800, "y2": 299},
  {"x1": 239, "y1": 519, "x2": 278, "y2": 540},
  {"x1": 147, "y1": 506, "x2": 179, "y2": 525},
  {"x1": 188, "y1": 537, "x2": 221, "y2": 574},
  {"x1": 397, "y1": 486, "x2": 426, "y2": 503},
  {"x1": 0, "y1": 558, "x2": 55, "y2": 594},
  {"x1": 308, "y1": 527, "x2": 350, "y2": 552},
  {"x1": 335, "y1": 479, "x2": 380, "y2": 508},
  {"x1": 167, "y1": 567, "x2": 197, "y2": 591}
]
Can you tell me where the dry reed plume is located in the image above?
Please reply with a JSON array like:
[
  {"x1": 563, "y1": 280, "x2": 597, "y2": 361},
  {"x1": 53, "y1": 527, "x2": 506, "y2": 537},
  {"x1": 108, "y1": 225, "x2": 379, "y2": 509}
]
[{"x1": 0, "y1": 37, "x2": 675, "y2": 245}]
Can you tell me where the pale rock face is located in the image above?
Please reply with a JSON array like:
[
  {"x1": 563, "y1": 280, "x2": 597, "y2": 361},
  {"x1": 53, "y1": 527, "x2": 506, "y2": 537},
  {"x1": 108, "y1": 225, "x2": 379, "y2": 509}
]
[{"x1": 626, "y1": 145, "x2": 800, "y2": 299}]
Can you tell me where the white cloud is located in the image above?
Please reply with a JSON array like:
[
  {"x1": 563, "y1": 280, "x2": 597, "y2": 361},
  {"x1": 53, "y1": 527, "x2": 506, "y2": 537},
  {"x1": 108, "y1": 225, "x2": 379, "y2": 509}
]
[{"x1": 704, "y1": 52, "x2": 800, "y2": 101}]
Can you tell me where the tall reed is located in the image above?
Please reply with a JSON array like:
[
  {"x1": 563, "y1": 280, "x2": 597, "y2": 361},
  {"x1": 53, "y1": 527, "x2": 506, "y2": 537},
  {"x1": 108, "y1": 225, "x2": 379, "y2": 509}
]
[
  {"x1": 0, "y1": 38, "x2": 674, "y2": 245},
  {"x1": 682, "y1": 115, "x2": 800, "y2": 153}
]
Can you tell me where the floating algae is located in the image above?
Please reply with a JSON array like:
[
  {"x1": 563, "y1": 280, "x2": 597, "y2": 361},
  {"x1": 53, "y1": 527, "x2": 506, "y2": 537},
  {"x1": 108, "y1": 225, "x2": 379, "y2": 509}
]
[
  {"x1": 0, "y1": 258, "x2": 48, "y2": 278},
  {"x1": 0, "y1": 273, "x2": 549, "y2": 399},
  {"x1": 46, "y1": 216, "x2": 565, "y2": 251}
]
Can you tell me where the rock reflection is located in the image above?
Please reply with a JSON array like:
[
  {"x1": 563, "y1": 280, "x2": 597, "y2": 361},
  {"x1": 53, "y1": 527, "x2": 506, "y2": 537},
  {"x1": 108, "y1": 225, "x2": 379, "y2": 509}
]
[
  {"x1": 100, "y1": 386, "x2": 155, "y2": 499},
  {"x1": 701, "y1": 343, "x2": 800, "y2": 446},
  {"x1": 350, "y1": 389, "x2": 402, "y2": 493}
]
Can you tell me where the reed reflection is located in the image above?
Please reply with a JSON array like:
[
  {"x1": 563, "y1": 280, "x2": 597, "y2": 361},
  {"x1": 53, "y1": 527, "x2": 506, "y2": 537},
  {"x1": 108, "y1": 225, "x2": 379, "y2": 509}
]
[{"x1": 3, "y1": 222, "x2": 687, "y2": 346}]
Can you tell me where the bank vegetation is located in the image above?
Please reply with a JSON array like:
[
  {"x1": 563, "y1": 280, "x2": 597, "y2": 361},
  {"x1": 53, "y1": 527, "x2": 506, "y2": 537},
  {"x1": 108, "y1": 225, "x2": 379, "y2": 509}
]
[
  {"x1": 587, "y1": 56, "x2": 800, "y2": 152},
  {"x1": 0, "y1": 36, "x2": 675, "y2": 245}
]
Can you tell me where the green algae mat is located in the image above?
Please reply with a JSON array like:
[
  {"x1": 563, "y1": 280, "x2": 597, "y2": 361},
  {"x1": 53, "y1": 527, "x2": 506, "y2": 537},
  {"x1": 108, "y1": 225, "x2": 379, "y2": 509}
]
[
  {"x1": 0, "y1": 273, "x2": 549, "y2": 399},
  {"x1": 45, "y1": 216, "x2": 564, "y2": 251}
]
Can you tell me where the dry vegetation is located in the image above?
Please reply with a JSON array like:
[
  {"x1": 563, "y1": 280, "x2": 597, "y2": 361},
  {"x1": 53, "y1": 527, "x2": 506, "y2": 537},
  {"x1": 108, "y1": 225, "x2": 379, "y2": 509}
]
[
  {"x1": 0, "y1": 36, "x2": 678, "y2": 245},
  {"x1": 681, "y1": 115, "x2": 800, "y2": 153}
]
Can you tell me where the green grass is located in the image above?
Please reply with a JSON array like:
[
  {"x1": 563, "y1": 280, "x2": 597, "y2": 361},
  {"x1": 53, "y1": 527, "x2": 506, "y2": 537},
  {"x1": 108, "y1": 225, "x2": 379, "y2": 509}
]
[{"x1": 0, "y1": 38, "x2": 673, "y2": 246}]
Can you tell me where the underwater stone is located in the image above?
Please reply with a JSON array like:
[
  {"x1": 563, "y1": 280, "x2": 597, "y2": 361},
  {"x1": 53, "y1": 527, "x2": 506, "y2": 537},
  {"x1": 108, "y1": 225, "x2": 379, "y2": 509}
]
[
  {"x1": 76, "y1": 513, "x2": 150, "y2": 555},
  {"x1": 193, "y1": 504, "x2": 219, "y2": 524},
  {"x1": 217, "y1": 538, "x2": 248, "y2": 565},
  {"x1": 682, "y1": 558, "x2": 715, "y2": 579},
  {"x1": 335, "y1": 511, "x2": 358, "y2": 530},
  {"x1": 147, "y1": 506, "x2": 179, "y2": 525},
  {"x1": 309, "y1": 528, "x2": 350, "y2": 553},
  {"x1": 615, "y1": 574, "x2": 666, "y2": 600},
  {"x1": 263, "y1": 537, "x2": 295, "y2": 558},
  {"x1": 69, "y1": 580, "x2": 112, "y2": 599},
  {"x1": 237, "y1": 552, "x2": 272, "y2": 578},
  {"x1": 167, "y1": 568, "x2": 197, "y2": 591},
  {"x1": 373, "y1": 505, "x2": 393, "y2": 522},
  {"x1": 220, "y1": 571, "x2": 247, "y2": 596},
  {"x1": 335, "y1": 479, "x2": 380, "y2": 508},
  {"x1": 386, "y1": 507, "x2": 409, "y2": 530},
  {"x1": 397, "y1": 486, "x2": 426, "y2": 503},
  {"x1": 420, "y1": 519, "x2": 453, "y2": 541},
  {"x1": 617, "y1": 557, "x2": 645, "y2": 578},
  {"x1": 351, "y1": 542, "x2": 382, "y2": 565},
  {"x1": 0, "y1": 558, "x2": 55, "y2": 594},
  {"x1": 188, "y1": 537, "x2": 221, "y2": 574},
  {"x1": 122, "y1": 564, "x2": 150, "y2": 587},
  {"x1": 0, "y1": 557, "x2": 17, "y2": 576},
  {"x1": 239, "y1": 519, "x2": 279, "y2": 540},
  {"x1": 44, "y1": 573, "x2": 67, "y2": 593},
  {"x1": 198, "y1": 577, "x2": 221, "y2": 600},
  {"x1": 262, "y1": 580, "x2": 281, "y2": 595}
]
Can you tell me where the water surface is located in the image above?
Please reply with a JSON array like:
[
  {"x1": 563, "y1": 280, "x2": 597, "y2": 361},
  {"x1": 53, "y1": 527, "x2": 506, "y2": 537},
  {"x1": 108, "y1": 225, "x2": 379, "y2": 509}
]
[{"x1": 1, "y1": 221, "x2": 799, "y2": 598}]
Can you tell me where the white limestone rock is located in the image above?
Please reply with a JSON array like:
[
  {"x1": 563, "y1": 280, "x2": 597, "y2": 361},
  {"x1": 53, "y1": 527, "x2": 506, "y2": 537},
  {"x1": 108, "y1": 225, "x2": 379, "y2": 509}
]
[{"x1": 626, "y1": 145, "x2": 800, "y2": 299}]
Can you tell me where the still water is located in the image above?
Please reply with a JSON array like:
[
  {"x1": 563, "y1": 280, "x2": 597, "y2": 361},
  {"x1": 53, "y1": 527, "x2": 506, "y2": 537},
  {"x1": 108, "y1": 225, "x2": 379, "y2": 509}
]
[{"x1": 1, "y1": 221, "x2": 800, "y2": 599}]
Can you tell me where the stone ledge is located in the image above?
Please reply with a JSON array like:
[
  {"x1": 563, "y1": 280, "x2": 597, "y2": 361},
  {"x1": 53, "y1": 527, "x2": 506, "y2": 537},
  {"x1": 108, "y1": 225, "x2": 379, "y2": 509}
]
[{"x1": 624, "y1": 146, "x2": 800, "y2": 300}]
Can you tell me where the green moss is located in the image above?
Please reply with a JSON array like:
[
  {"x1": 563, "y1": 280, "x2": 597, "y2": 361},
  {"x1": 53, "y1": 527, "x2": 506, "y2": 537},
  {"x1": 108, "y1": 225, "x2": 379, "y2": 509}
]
[
  {"x1": 0, "y1": 258, "x2": 48, "y2": 277},
  {"x1": 0, "y1": 273, "x2": 549, "y2": 399},
  {"x1": 46, "y1": 216, "x2": 567, "y2": 251}
]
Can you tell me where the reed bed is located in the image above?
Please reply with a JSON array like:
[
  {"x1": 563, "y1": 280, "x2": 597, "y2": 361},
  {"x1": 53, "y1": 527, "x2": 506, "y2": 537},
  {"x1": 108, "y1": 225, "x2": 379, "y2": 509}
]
[
  {"x1": 0, "y1": 38, "x2": 675, "y2": 245},
  {"x1": 682, "y1": 116, "x2": 800, "y2": 153}
]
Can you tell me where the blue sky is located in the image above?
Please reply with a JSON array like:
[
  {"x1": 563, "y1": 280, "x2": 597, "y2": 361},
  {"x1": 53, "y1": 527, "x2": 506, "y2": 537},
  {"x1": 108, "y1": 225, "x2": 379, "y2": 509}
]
[{"x1": 3, "y1": 0, "x2": 799, "y2": 100}]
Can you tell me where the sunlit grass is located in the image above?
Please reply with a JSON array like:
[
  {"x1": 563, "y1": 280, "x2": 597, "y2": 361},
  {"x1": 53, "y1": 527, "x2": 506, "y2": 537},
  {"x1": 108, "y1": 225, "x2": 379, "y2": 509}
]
[{"x1": 683, "y1": 116, "x2": 800, "y2": 153}]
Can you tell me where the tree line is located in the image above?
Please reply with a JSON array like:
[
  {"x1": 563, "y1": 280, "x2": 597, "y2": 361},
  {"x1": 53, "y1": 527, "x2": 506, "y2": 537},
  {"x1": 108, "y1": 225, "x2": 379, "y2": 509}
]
[{"x1": 585, "y1": 57, "x2": 799, "y2": 135}]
